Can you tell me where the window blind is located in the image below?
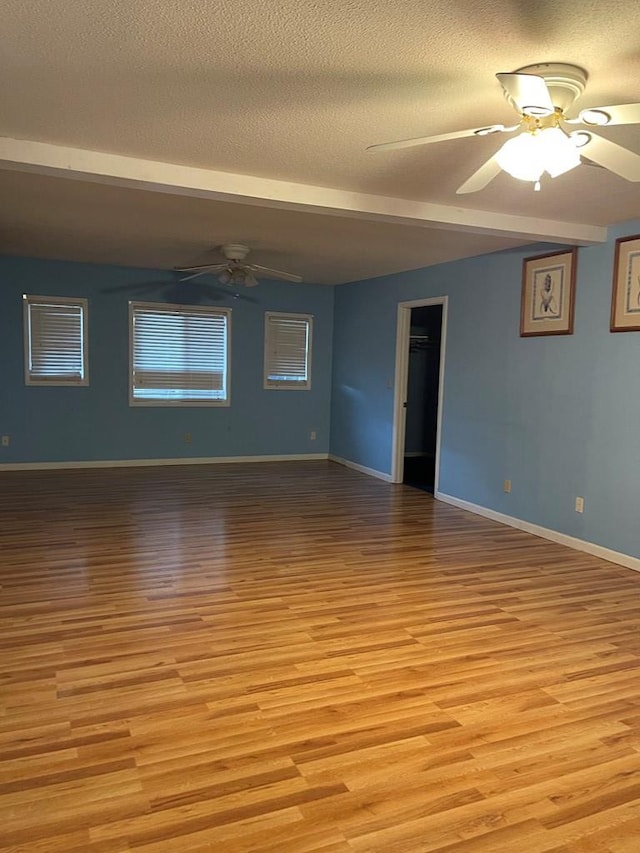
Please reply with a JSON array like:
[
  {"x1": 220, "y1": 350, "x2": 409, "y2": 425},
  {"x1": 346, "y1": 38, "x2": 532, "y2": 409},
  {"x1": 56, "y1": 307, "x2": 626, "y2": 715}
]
[
  {"x1": 130, "y1": 302, "x2": 230, "y2": 404},
  {"x1": 24, "y1": 296, "x2": 88, "y2": 385},
  {"x1": 264, "y1": 313, "x2": 312, "y2": 389}
]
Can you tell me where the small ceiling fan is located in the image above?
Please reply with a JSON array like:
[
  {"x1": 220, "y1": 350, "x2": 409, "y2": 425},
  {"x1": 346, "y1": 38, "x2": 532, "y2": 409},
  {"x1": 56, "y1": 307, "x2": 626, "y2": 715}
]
[
  {"x1": 174, "y1": 243, "x2": 302, "y2": 287},
  {"x1": 367, "y1": 63, "x2": 640, "y2": 193}
]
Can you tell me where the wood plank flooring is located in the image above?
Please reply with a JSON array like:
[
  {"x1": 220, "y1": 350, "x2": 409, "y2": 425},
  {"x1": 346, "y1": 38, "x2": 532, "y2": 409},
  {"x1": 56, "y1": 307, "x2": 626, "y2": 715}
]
[{"x1": 2, "y1": 461, "x2": 640, "y2": 852}]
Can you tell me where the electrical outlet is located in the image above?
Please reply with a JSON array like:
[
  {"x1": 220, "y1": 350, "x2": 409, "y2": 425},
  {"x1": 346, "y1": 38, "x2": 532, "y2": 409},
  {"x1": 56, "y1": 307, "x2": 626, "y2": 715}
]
[
  {"x1": 184, "y1": 433, "x2": 192, "y2": 445},
  {"x1": 575, "y1": 496, "x2": 584, "y2": 513},
  {"x1": 503, "y1": 479, "x2": 511, "y2": 493},
  {"x1": 309, "y1": 430, "x2": 317, "y2": 441},
  {"x1": 1, "y1": 435, "x2": 9, "y2": 447}
]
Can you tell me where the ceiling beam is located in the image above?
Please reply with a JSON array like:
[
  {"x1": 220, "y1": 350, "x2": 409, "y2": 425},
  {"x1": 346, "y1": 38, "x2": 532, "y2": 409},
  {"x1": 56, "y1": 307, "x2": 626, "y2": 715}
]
[{"x1": 0, "y1": 137, "x2": 607, "y2": 246}]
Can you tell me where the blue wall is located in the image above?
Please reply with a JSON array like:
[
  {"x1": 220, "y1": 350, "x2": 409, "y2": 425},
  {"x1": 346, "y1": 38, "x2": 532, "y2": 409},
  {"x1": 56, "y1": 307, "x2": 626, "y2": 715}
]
[
  {"x1": 331, "y1": 221, "x2": 640, "y2": 560},
  {"x1": 0, "y1": 257, "x2": 333, "y2": 462}
]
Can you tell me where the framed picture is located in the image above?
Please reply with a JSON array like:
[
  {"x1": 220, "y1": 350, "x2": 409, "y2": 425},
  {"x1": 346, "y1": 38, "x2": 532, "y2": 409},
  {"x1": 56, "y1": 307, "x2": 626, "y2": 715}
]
[
  {"x1": 611, "y1": 234, "x2": 640, "y2": 332},
  {"x1": 520, "y1": 249, "x2": 577, "y2": 337}
]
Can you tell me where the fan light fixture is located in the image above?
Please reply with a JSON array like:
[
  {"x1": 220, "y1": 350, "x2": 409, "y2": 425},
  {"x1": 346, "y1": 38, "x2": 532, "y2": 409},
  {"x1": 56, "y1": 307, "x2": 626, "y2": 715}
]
[
  {"x1": 495, "y1": 127, "x2": 581, "y2": 189},
  {"x1": 218, "y1": 266, "x2": 257, "y2": 288},
  {"x1": 367, "y1": 63, "x2": 640, "y2": 193},
  {"x1": 175, "y1": 243, "x2": 302, "y2": 286}
]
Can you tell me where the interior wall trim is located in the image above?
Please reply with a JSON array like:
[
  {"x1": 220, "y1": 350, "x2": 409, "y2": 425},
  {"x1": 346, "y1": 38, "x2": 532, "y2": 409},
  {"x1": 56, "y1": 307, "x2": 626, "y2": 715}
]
[
  {"x1": 436, "y1": 491, "x2": 640, "y2": 573},
  {"x1": 0, "y1": 453, "x2": 329, "y2": 472},
  {"x1": 328, "y1": 454, "x2": 393, "y2": 483}
]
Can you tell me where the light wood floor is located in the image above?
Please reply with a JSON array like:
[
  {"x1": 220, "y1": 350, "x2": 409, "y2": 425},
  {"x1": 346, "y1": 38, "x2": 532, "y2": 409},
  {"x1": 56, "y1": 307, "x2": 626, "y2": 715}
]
[{"x1": 2, "y1": 461, "x2": 640, "y2": 852}]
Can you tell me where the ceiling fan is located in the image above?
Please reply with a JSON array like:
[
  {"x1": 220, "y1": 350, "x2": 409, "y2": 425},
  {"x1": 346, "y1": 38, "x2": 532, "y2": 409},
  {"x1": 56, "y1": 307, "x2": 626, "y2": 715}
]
[
  {"x1": 367, "y1": 63, "x2": 640, "y2": 193},
  {"x1": 174, "y1": 243, "x2": 303, "y2": 287}
]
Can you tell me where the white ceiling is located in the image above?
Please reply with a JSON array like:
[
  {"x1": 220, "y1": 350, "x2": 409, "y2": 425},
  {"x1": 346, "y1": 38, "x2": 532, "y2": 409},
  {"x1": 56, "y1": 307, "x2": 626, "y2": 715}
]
[{"x1": 1, "y1": 0, "x2": 639, "y2": 284}]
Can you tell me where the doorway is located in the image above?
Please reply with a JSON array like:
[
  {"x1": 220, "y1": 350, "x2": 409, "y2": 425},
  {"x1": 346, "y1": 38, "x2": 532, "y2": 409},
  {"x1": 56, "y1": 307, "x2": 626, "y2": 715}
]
[{"x1": 391, "y1": 297, "x2": 447, "y2": 491}]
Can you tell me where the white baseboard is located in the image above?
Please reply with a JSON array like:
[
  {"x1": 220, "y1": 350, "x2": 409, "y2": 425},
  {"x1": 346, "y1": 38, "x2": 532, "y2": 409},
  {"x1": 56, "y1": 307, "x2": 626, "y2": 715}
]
[
  {"x1": 436, "y1": 491, "x2": 640, "y2": 573},
  {"x1": 328, "y1": 454, "x2": 393, "y2": 483},
  {"x1": 0, "y1": 453, "x2": 329, "y2": 472}
]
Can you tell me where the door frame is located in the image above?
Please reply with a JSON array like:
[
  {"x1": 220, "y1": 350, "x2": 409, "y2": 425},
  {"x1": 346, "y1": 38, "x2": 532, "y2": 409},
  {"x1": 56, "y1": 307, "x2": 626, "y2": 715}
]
[{"x1": 390, "y1": 296, "x2": 448, "y2": 487}]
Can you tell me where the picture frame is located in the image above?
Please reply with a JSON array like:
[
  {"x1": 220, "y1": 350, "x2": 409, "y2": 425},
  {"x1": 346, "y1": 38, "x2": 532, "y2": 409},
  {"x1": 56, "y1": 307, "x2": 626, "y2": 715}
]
[
  {"x1": 520, "y1": 249, "x2": 577, "y2": 337},
  {"x1": 611, "y1": 234, "x2": 640, "y2": 332}
]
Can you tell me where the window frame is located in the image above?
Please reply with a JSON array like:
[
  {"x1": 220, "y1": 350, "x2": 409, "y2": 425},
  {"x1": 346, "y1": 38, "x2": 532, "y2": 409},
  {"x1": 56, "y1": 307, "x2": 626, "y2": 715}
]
[
  {"x1": 129, "y1": 301, "x2": 232, "y2": 407},
  {"x1": 263, "y1": 311, "x2": 313, "y2": 391},
  {"x1": 23, "y1": 294, "x2": 89, "y2": 387}
]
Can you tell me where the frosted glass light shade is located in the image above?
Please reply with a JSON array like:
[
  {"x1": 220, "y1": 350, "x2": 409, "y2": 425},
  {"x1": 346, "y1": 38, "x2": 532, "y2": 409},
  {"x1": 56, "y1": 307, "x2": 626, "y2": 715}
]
[
  {"x1": 218, "y1": 267, "x2": 256, "y2": 287},
  {"x1": 496, "y1": 128, "x2": 581, "y2": 183},
  {"x1": 495, "y1": 133, "x2": 546, "y2": 181},
  {"x1": 538, "y1": 127, "x2": 581, "y2": 177}
]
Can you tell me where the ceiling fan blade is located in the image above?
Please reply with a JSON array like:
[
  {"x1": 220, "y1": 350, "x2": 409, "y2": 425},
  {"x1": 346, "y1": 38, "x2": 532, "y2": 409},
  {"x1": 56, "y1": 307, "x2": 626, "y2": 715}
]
[
  {"x1": 178, "y1": 269, "x2": 214, "y2": 282},
  {"x1": 250, "y1": 263, "x2": 303, "y2": 283},
  {"x1": 577, "y1": 132, "x2": 640, "y2": 181},
  {"x1": 456, "y1": 155, "x2": 503, "y2": 194},
  {"x1": 366, "y1": 125, "x2": 516, "y2": 152},
  {"x1": 568, "y1": 103, "x2": 640, "y2": 127},
  {"x1": 496, "y1": 72, "x2": 555, "y2": 116},
  {"x1": 173, "y1": 263, "x2": 226, "y2": 273}
]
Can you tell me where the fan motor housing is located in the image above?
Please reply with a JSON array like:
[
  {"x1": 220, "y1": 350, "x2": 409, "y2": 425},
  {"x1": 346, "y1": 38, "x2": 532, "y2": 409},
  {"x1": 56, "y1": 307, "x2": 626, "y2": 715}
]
[
  {"x1": 511, "y1": 63, "x2": 588, "y2": 114},
  {"x1": 221, "y1": 243, "x2": 250, "y2": 262}
]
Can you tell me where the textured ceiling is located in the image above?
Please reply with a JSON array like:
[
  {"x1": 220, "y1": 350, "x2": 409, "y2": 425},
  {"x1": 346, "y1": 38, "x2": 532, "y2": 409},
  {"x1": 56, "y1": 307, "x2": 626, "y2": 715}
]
[{"x1": 1, "y1": 0, "x2": 640, "y2": 283}]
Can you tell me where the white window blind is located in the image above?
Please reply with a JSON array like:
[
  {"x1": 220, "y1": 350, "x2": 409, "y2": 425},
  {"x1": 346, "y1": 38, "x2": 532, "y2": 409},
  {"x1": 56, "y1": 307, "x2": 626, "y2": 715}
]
[
  {"x1": 130, "y1": 302, "x2": 230, "y2": 405},
  {"x1": 23, "y1": 295, "x2": 88, "y2": 386},
  {"x1": 264, "y1": 312, "x2": 312, "y2": 390}
]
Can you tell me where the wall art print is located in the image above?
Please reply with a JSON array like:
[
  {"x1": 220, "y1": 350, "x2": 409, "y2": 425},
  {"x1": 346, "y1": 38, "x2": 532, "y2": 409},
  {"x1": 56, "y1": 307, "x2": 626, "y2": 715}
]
[
  {"x1": 520, "y1": 249, "x2": 577, "y2": 337},
  {"x1": 611, "y1": 234, "x2": 640, "y2": 332}
]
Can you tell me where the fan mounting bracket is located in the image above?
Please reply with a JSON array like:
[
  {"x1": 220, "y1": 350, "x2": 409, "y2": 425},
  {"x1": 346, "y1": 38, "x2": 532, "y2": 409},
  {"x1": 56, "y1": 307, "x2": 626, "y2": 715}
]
[{"x1": 511, "y1": 63, "x2": 588, "y2": 114}]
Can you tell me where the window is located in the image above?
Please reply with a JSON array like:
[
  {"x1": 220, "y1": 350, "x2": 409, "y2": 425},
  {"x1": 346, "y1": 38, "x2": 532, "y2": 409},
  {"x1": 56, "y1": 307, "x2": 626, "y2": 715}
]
[
  {"x1": 264, "y1": 312, "x2": 312, "y2": 390},
  {"x1": 23, "y1": 295, "x2": 89, "y2": 386},
  {"x1": 130, "y1": 302, "x2": 230, "y2": 406}
]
